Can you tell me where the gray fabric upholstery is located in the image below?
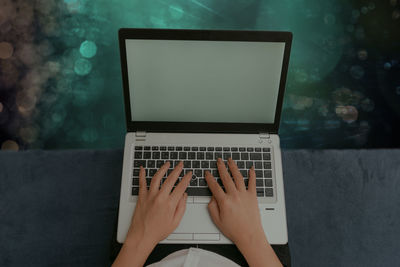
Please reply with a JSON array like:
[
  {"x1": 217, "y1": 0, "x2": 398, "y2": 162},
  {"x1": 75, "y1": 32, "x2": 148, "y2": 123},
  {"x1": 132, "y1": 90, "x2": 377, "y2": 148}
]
[{"x1": 0, "y1": 149, "x2": 399, "y2": 266}]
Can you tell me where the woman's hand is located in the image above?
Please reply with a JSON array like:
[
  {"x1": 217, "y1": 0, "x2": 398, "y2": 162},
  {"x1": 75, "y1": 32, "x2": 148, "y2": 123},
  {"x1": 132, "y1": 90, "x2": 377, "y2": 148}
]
[
  {"x1": 205, "y1": 158, "x2": 282, "y2": 267},
  {"x1": 113, "y1": 161, "x2": 191, "y2": 267}
]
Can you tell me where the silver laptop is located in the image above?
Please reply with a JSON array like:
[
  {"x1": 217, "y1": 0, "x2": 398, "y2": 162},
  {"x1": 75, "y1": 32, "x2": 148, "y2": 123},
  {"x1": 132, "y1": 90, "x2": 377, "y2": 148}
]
[{"x1": 117, "y1": 28, "x2": 292, "y2": 245}]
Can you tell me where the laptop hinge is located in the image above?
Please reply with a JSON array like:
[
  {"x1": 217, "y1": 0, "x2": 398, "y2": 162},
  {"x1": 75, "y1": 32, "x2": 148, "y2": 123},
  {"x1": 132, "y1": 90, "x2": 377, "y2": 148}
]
[
  {"x1": 135, "y1": 131, "x2": 146, "y2": 137},
  {"x1": 259, "y1": 132, "x2": 270, "y2": 139}
]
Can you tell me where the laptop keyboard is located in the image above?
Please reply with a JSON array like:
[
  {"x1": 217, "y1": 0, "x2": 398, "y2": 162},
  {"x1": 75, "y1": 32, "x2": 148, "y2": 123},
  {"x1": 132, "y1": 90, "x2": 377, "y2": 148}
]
[{"x1": 131, "y1": 145, "x2": 274, "y2": 198}]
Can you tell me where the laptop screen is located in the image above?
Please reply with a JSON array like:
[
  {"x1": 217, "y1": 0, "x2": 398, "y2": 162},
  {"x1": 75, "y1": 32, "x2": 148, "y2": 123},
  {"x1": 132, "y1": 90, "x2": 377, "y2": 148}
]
[{"x1": 125, "y1": 39, "x2": 285, "y2": 124}]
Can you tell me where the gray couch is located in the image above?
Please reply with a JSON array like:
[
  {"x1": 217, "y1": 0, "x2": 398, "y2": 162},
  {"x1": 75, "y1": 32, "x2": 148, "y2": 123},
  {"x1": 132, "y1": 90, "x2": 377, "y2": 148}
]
[{"x1": 0, "y1": 149, "x2": 399, "y2": 266}]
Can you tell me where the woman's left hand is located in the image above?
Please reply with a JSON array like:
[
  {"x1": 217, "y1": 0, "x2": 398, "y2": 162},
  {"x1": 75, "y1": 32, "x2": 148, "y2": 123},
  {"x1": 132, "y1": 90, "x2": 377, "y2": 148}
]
[{"x1": 127, "y1": 161, "x2": 191, "y2": 246}]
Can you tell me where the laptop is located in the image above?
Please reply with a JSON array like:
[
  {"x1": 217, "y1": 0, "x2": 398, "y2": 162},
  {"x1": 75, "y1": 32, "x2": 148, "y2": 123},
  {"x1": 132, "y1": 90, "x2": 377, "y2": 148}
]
[{"x1": 117, "y1": 28, "x2": 292, "y2": 245}]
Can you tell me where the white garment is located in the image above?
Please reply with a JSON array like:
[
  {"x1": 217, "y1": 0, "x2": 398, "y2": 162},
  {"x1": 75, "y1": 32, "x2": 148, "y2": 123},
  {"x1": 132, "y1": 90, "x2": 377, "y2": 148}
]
[{"x1": 147, "y1": 247, "x2": 241, "y2": 267}]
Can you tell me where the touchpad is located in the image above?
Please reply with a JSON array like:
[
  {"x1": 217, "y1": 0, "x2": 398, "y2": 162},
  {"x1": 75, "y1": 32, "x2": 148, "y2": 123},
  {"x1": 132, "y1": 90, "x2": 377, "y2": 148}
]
[{"x1": 174, "y1": 203, "x2": 219, "y2": 234}]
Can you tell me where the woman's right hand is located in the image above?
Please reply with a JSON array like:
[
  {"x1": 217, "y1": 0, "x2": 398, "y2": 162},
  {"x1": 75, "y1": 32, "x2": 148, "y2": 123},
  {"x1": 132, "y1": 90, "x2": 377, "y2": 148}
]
[{"x1": 205, "y1": 158, "x2": 282, "y2": 267}]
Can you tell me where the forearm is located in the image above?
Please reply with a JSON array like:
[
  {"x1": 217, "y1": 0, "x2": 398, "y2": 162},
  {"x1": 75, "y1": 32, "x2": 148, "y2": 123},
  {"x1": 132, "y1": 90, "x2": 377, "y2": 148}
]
[
  {"x1": 236, "y1": 234, "x2": 282, "y2": 267},
  {"x1": 112, "y1": 233, "x2": 156, "y2": 267}
]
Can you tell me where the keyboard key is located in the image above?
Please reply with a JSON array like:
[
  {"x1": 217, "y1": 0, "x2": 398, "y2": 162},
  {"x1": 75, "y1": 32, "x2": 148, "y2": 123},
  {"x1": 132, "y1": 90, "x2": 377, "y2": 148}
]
[
  {"x1": 186, "y1": 187, "x2": 211, "y2": 196},
  {"x1": 191, "y1": 147, "x2": 199, "y2": 151},
  {"x1": 173, "y1": 160, "x2": 180, "y2": 167},
  {"x1": 247, "y1": 147, "x2": 254, "y2": 152},
  {"x1": 232, "y1": 153, "x2": 240, "y2": 160},
  {"x1": 264, "y1": 162, "x2": 272, "y2": 169},
  {"x1": 147, "y1": 160, "x2": 155, "y2": 168},
  {"x1": 265, "y1": 188, "x2": 274, "y2": 197},
  {"x1": 198, "y1": 178, "x2": 207, "y2": 186},
  {"x1": 144, "y1": 146, "x2": 151, "y2": 150},
  {"x1": 256, "y1": 188, "x2": 264, "y2": 197},
  {"x1": 161, "y1": 152, "x2": 169, "y2": 159},
  {"x1": 207, "y1": 147, "x2": 214, "y2": 151},
  {"x1": 240, "y1": 170, "x2": 247, "y2": 177},
  {"x1": 199, "y1": 147, "x2": 206, "y2": 151},
  {"x1": 256, "y1": 179, "x2": 263, "y2": 187},
  {"x1": 134, "y1": 152, "x2": 142, "y2": 159},
  {"x1": 215, "y1": 147, "x2": 222, "y2": 151},
  {"x1": 223, "y1": 153, "x2": 231, "y2": 160},
  {"x1": 255, "y1": 170, "x2": 263, "y2": 178},
  {"x1": 192, "y1": 161, "x2": 200, "y2": 168},
  {"x1": 264, "y1": 170, "x2": 272, "y2": 178},
  {"x1": 231, "y1": 147, "x2": 238, "y2": 152},
  {"x1": 176, "y1": 147, "x2": 183, "y2": 151},
  {"x1": 179, "y1": 152, "x2": 187, "y2": 160},
  {"x1": 152, "y1": 146, "x2": 159, "y2": 150},
  {"x1": 134, "y1": 146, "x2": 143, "y2": 150},
  {"x1": 201, "y1": 161, "x2": 209, "y2": 168},
  {"x1": 265, "y1": 179, "x2": 273, "y2": 187},
  {"x1": 184, "y1": 146, "x2": 190, "y2": 151},
  {"x1": 190, "y1": 177, "x2": 198, "y2": 186},
  {"x1": 184, "y1": 161, "x2": 191, "y2": 168},
  {"x1": 246, "y1": 161, "x2": 254, "y2": 169},
  {"x1": 168, "y1": 146, "x2": 174, "y2": 151},
  {"x1": 237, "y1": 161, "x2": 245, "y2": 169},
  {"x1": 250, "y1": 153, "x2": 262, "y2": 160},
  {"x1": 255, "y1": 161, "x2": 262, "y2": 169},
  {"x1": 149, "y1": 169, "x2": 157, "y2": 176},
  {"x1": 196, "y1": 152, "x2": 205, "y2": 160},
  {"x1": 134, "y1": 160, "x2": 146, "y2": 168},
  {"x1": 255, "y1": 147, "x2": 261, "y2": 152},
  {"x1": 215, "y1": 152, "x2": 222, "y2": 159},
  {"x1": 144, "y1": 152, "x2": 151, "y2": 159},
  {"x1": 195, "y1": 169, "x2": 203, "y2": 178},
  {"x1": 132, "y1": 168, "x2": 140, "y2": 176},
  {"x1": 132, "y1": 178, "x2": 139, "y2": 186},
  {"x1": 170, "y1": 152, "x2": 178, "y2": 159},
  {"x1": 241, "y1": 153, "x2": 249, "y2": 160},
  {"x1": 188, "y1": 152, "x2": 196, "y2": 159},
  {"x1": 160, "y1": 146, "x2": 167, "y2": 151},
  {"x1": 263, "y1": 153, "x2": 271, "y2": 160},
  {"x1": 239, "y1": 147, "x2": 246, "y2": 152},
  {"x1": 152, "y1": 152, "x2": 160, "y2": 159},
  {"x1": 223, "y1": 147, "x2": 230, "y2": 151},
  {"x1": 156, "y1": 160, "x2": 164, "y2": 168},
  {"x1": 132, "y1": 187, "x2": 139, "y2": 195},
  {"x1": 262, "y1": 147, "x2": 271, "y2": 152},
  {"x1": 206, "y1": 152, "x2": 214, "y2": 160},
  {"x1": 210, "y1": 161, "x2": 217, "y2": 168},
  {"x1": 212, "y1": 169, "x2": 219, "y2": 177}
]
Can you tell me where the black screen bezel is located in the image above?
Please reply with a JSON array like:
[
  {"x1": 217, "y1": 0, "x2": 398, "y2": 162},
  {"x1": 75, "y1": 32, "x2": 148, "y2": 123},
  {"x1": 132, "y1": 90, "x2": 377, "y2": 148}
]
[{"x1": 119, "y1": 28, "x2": 292, "y2": 134}]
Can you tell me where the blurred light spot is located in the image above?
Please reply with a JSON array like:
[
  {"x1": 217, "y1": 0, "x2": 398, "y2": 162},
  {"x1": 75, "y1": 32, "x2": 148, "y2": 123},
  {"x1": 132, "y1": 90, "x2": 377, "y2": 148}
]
[
  {"x1": 350, "y1": 65, "x2": 364, "y2": 79},
  {"x1": 1, "y1": 140, "x2": 19, "y2": 151},
  {"x1": 64, "y1": 0, "x2": 82, "y2": 13},
  {"x1": 361, "y1": 98, "x2": 375, "y2": 112},
  {"x1": 16, "y1": 91, "x2": 37, "y2": 116},
  {"x1": 336, "y1": 105, "x2": 358, "y2": 123},
  {"x1": 393, "y1": 9, "x2": 400, "y2": 20},
  {"x1": 0, "y1": 42, "x2": 14, "y2": 59},
  {"x1": 74, "y1": 58, "x2": 92, "y2": 76},
  {"x1": 368, "y1": 2, "x2": 375, "y2": 10},
  {"x1": 332, "y1": 87, "x2": 352, "y2": 105},
  {"x1": 361, "y1": 6, "x2": 368, "y2": 14},
  {"x1": 19, "y1": 127, "x2": 38, "y2": 143},
  {"x1": 82, "y1": 128, "x2": 98, "y2": 142},
  {"x1": 396, "y1": 86, "x2": 400, "y2": 95},
  {"x1": 324, "y1": 14, "x2": 336, "y2": 25},
  {"x1": 79, "y1": 40, "x2": 97, "y2": 58},
  {"x1": 288, "y1": 94, "x2": 313, "y2": 110},
  {"x1": 169, "y1": 5, "x2": 184, "y2": 20},
  {"x1": 0, "y1": 102, "x2": 3, "y2": 113},
  {"x1": 384, "y1": 62, "x2": 392, "y2": 70},
  {"x1": 357, "y1": 49, "x2": 368, "y2": 60}
]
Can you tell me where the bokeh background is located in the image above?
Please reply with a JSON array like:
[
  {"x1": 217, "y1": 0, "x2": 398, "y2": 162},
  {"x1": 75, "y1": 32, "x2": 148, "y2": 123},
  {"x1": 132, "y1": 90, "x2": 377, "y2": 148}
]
[{"x1": 0, "y1": 0, "x2": 399, "y2": 150}]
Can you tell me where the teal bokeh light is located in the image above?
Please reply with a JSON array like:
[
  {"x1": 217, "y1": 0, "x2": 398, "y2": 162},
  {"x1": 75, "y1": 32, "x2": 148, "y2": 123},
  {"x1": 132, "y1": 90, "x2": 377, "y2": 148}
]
[
  {"x1": 79, "y1": 40, "x2": 97, "y2": 58},
  {"x1": 74, "y1": 58, "x2": 92, "y2": 76}
]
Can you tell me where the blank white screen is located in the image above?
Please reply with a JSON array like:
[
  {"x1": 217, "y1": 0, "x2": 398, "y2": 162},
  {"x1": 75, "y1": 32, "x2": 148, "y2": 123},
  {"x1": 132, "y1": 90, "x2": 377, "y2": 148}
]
[{"x1": 126, "y1": 39, "x2": 285, "y2": 123}]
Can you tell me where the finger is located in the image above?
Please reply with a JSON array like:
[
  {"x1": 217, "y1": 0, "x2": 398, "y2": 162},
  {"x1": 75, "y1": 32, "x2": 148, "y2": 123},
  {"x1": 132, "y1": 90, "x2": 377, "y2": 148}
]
[
  {"x1": 217, "y1": 158, "x2": 236, "y2": 193},
  {"x1": 170, "y1": 170, "x2": 192, "y2": 205},
  {"x1": 204, "y1": 170, "x2": 225, "y2": 202},
  {"x1": 207, "y1": 196, "x2": 221, "y2": 227},
  {"x1": 138, "y1": 166, "x2": 148, "y2": 198},
  {"x1": 173, "y1": 193, "x2": 188, "y2": 227},
  {"x1": 248, "y1": 166, "x2": 256, "y2": 193},
  {"x1": 228, "y1": 158, "x2": 246, "y2": 191},
  {"x1": 160, "y1": 161, "x2": 184, "y2": 195},
  {"x1": 149, "y1": 161, "x2": 170, "y2": 193}
]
